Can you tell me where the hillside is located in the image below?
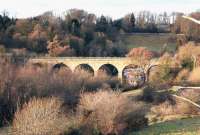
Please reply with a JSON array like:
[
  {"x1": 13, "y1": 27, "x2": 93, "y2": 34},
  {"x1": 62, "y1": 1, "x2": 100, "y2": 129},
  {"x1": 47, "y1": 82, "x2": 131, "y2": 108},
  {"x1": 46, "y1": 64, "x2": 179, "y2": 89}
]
[{"x1": 123, "y1": 33, "x2": 177, "y2": 53}]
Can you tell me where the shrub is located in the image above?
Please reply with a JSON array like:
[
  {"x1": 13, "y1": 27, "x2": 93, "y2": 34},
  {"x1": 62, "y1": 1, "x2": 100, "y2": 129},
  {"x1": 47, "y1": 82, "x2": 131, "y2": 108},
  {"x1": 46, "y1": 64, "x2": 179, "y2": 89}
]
[
  {"x1": 140, "y1": 86, "x2": 155, "y2": 102},
  {"x1": 76, "y1": 90, "x2": 147, "y2": 135},
  {"x1": 140, "y1": 86, "x2": 173, "y2": 104},
  {"x1": 148, "y1": 65, "x2": 173, "y2": 89},
  {"x1": 12, "y1": 97, "x2": 67, "y2": 135},
  {"x1": 177, "y1": 89, "x2": 200, "y2": 104},
  {"x1": 84, "y1": 75, "x2": 121, "y2": 92},
  {"x1": 0, "y1": 63, "x2": 122, "y2": 127},
  {"x1": 181, "y1": 58, "x2": 194, "y2": 70},
  {"x1": 176, "y1": 42, "x2": 200, "y2": 70},
  {"x1": 126, "y1": 47, "x2": 156, "y2": 66},
  {"x1": 126, "y1": 47, "x2": 155, "y2": 60},
  {"x1": 148, "y1": 53, "x2": 180, "y2": 89},
  {"x1": 177, "y1": 43, "x2": 200, "y2": 60},
  {"x1": 188, "y1": 67, "x2": 200, "y2": 84},
  {"x1": 151, "y1": 97, "x2": 200, "y2": 116},
  {"x1": 174, "y1": 69, "x2": 190, "y2": 85},
  {"x1": 158, "y1": 52, "x2": 180, "y2": 68}
]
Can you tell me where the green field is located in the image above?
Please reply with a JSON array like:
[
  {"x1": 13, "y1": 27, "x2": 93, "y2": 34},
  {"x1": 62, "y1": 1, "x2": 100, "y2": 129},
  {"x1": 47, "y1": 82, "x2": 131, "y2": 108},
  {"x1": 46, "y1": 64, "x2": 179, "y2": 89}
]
[
  {"x1": 131, "y1": 117, "x2": 200, "y2": 135},
  {"x1": 123, "y1": 33, "x2": 177, "y2": 53}
]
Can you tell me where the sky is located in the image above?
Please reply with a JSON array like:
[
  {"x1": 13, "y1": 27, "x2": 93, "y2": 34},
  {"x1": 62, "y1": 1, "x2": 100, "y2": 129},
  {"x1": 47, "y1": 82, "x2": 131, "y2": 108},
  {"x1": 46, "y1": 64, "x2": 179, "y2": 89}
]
[{"x1": 0, "y1": 0, "x2": 199, "y2": 19}]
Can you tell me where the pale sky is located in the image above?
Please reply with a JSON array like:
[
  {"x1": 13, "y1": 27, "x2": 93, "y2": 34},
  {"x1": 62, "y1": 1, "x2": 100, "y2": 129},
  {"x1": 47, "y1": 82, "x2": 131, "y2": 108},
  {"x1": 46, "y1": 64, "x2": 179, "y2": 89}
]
[{"x1": 0, "y1": 0, "x2": 199, "y2": 19}]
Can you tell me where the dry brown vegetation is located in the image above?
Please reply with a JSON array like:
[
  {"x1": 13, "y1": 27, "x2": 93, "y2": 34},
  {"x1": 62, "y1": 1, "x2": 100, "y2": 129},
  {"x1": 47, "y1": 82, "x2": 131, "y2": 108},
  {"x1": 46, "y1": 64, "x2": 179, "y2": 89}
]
[
  {"x1": 126, "y1": 47, "x2": 156, "y2": 60},
  {"x1": 9, "y1": 90, "x2": 148, "y2": 135},
  {"x1": 151, "y1": 97, "x2": 200, "y2": 116},
  {"x1": 176, "y1": 42, "x2": 200, "y2": 62},
  {"x1": 12, "y1": 97, "x2": 67, "y2": 135},
  {"x1": 73, "y1": 90, "x2": 148, "y2": 135},
  {"x1": 146, "y1": 42, "x2": 200, "y2": 88},
  {"x1": 175, "y1": 42, "x2": 200, "y2": 70},
  {"x1": 0, "y1": 59, "x2": 121, "y2": 128},
  {"x1": 148, "y1": 65, "x2": 174, "y2": 90},
  {"x1": 188, "y1": 67, "x2": 200, "y2": 84},
  {"x1": 127, "y1": 47, "x2": 156, "y2": 66},
  {"x1": 0, "y1": 10, "x2": 200, "y2": 135},
  {"x1": 177, "y1": 89, "x2": 200, "y2": 104},
  {"x1": 174, "y1": 12, "x2": 200, "y2": 41},
  {"x1": 1, "y1": 41, "x2": 200, "y2": 134},
  {"x1": 174, "y1": 69, "x2": 190, "y2": 85}
]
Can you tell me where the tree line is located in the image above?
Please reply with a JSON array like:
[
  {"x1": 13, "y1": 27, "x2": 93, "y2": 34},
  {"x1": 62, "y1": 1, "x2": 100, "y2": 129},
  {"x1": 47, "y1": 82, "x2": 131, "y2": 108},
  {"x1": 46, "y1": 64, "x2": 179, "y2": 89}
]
[{"x1": 0, "y1": 9, "x2": 199, "y2": 57}]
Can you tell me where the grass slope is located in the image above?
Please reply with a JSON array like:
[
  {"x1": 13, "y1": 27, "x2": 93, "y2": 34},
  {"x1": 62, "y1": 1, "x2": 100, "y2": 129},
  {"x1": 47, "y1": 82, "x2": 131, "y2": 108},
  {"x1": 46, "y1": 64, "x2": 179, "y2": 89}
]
[
  {"x1": 124, "y1": 88, "x2": 200, "y2": 135},
  {"x1": 131, "y1": 117, "x2": 200, "y2": 135},
  {"x1": 0, "y1": 127, "x2": 9, "y2": 135},
  {"x1": 123, "y1": 33, "x2": 177, "y2": 53}
]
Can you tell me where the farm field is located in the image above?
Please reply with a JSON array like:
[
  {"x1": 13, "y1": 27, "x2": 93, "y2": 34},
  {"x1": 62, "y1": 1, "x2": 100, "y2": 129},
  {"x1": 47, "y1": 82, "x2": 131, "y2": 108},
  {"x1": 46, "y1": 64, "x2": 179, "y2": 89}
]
[{"x1": 123, "y1": 33, "x2": 177, "y2": 53}]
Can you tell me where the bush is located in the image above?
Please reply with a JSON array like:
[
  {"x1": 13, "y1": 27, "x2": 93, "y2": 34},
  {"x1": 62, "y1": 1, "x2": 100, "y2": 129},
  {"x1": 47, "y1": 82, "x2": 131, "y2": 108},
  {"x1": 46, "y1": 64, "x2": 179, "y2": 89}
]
[
  {"x1": 140, "y1": 86, "x2": 155, "y2": 102},
  {"x1": 126, "y1": 47, "x2": 156, "y2": 66},
  {"x1": 0, "y1": 64, "x2": 73, "y2": 127},
  {"x1": 126, "y1": 47, "x2": 155, "y2": 60},
  {"x1": 84, "y1": 75, "x2": 121, "y2": 92},
  {"x1": 174, "y1": 69, "x2": 190, "y2": 85},
  {"x1": 176, "y1": 43, "x2": 200, "y2": 70},
  {"x1": 188, "y1": 67, "x2": 200, "y2": 84},
  {"x1": 12, "y1": 97, "x2": 67, "y2": 135},
  {"x1": 177, "y1": 89, "x2": 200, "y2": 104},
  {"x1": 148, "y1": 53, "x2": 180, "y2": 89},
  {"x1": 177, "y1": 43, "x2": 200, "y2": 59},
  {"x1": 0, "y1": 62, "x2": 122, "y2": 127},
  {"x1": 148, "y1": 65, "x2": 173, "y2": 89},
  {"x1": 151, "y1": 97, "x2": 200, "y2": 116},
  {"x1": 75, "y1": 90, "x2": 148, "y2": 135},
  {"x1": 140, "y1": 86, "x2": 173, "y2": 104}
]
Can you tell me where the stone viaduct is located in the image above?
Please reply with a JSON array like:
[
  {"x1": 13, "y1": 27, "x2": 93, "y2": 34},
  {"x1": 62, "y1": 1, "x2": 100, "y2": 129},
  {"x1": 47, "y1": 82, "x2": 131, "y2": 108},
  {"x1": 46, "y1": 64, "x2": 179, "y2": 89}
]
[{"x1": 28, "y1": 57, "x2": 148, "y2": 79}]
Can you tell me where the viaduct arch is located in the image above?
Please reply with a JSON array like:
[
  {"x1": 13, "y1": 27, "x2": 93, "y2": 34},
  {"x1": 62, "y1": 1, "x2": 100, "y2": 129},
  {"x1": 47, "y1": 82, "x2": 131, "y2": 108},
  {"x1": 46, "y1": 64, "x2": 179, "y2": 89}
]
[{"x1": 28, "y1": 57, "x2": 147, "y2": 79}]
